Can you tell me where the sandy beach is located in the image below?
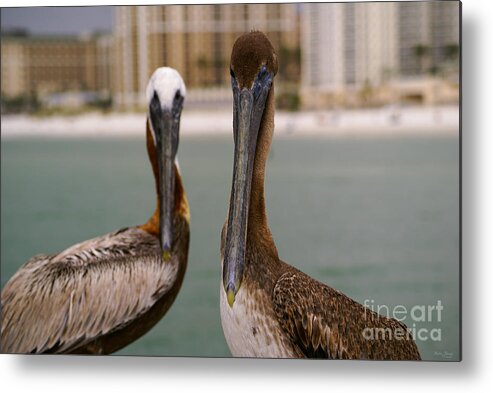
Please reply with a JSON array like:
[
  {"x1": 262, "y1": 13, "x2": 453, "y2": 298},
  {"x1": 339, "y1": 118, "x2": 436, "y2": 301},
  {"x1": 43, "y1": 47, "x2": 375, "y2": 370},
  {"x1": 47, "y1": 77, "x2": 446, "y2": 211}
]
[{"x1": 1, "y1": 105, "x2": 459, "y2": 139}]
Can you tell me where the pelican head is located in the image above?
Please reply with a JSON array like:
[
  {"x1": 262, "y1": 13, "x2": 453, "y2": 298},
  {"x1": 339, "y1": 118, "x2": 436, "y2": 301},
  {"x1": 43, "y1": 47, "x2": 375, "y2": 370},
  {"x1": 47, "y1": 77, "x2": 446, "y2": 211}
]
[
  {"x1": 223, "y1": 32, "x2": 278, "y2": 306},
  {"x1": 146, "y1": 67, "x2": 186, "y2": 261}
]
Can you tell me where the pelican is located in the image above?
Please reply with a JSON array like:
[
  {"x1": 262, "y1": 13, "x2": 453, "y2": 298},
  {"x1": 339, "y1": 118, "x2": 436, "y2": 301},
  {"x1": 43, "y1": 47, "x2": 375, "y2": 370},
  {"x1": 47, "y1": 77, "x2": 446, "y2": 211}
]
[
  {"x1": 220, "y1": 32, "x2": 421, "y2": 360},
  {"x1": 1, "y1": 67, "x2": 190, "y2": 354}
]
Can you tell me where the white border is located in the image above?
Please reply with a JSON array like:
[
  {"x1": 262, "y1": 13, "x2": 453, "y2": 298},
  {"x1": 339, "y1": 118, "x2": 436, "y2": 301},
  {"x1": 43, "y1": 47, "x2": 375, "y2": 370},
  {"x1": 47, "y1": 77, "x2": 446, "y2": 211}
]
[{"x1": 2, "y1": 1, "x2": 492, "y2": 392}]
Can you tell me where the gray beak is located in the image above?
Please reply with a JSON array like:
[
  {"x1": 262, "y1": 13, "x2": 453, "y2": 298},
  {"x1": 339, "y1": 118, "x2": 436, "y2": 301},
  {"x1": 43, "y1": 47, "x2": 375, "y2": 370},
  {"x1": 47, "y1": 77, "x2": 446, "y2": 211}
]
[
  {"x1": 149, "y1": 92, "x2": 183, "y2": 261},
  {"x1": 223, "y1": 66, "x2": 273, "y2": 306}
]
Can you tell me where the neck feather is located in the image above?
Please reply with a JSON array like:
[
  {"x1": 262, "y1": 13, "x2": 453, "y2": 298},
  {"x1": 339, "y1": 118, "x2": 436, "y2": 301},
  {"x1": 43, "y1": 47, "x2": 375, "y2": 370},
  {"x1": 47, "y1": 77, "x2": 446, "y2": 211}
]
[{"x1": 247, "y1": 85, "x2": 277, "y2": 255}]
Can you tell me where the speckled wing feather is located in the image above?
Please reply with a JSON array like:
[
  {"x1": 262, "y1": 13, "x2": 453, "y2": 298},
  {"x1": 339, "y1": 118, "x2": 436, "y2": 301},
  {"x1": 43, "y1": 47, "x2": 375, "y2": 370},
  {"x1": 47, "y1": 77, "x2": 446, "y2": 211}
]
[
  {"x1": 1, "y1": 227, "x2": 177, "y2": 354},
  {"x1": 272, "y1": 266, "x2": 421, "y2": 360}
]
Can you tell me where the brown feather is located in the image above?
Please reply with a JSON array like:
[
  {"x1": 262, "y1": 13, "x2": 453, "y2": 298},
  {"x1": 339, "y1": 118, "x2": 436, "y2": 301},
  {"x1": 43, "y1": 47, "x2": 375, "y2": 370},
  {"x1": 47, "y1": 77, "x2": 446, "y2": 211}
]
[
  {"x1": 1, "y1": 117, "x2": 190, "y2": 354},
  {"x1": 1, "y1": 217, "x2": 189, "y2": 354},
  {"x1": 272, "y1": 266, "x2": 421, "y2": 360},
  {"x1": 230, "y1": 31, "x2": 278, "y2": 90},
  {"x1": 222, "y1": 31, "x2": 422, "y2": 360}
]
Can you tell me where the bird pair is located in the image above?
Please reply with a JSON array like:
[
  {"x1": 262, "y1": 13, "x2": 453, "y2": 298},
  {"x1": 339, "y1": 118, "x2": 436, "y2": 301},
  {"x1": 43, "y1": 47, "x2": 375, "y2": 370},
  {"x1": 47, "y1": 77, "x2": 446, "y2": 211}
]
[{"x1": 1, "y1": 31, "x2": 421, "y2": 359}]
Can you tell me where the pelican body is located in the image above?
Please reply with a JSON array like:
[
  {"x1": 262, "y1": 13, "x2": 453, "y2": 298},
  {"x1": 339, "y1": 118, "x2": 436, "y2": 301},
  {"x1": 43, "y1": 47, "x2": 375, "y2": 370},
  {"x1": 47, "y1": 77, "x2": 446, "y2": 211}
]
[
  {"x1": 220, "y1": 32, "x2": 421, "y2": 360},
  {"x1": 1, "y1": 67, "x2": 190, "y2": 354}
]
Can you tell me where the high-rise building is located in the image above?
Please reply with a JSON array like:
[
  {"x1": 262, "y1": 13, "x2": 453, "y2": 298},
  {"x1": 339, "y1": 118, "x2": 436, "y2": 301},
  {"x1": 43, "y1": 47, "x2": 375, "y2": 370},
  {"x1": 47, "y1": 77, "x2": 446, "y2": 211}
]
[
  {"x1": 301, "y1": 1, "x2": 459, "y2": 108},
  {"x1": 112, "y1": 4, "x2": 300, "y2": 108},
  {"x1": 1, "y1": 2, "x2": 459, "y2": 111},
  {"x1": 1, "y1": 37, "x2": 27, "y2": 98},
  {"x1": 399, "y1": 1, "x2": 460, "y2": 76},
  {"x1": 303, "y1": 3, "x2": 397, "y2": 91},
  {"x1": 1, "y1": 32, "x2": 113, "y2": 100}
]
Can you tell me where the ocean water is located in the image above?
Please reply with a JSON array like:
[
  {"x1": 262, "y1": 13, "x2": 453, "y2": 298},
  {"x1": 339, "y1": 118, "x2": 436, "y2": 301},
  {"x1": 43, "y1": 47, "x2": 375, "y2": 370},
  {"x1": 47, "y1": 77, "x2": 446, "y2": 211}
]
[{"x1": 1, "y1": 135, "x2": 460, "y2": 360}]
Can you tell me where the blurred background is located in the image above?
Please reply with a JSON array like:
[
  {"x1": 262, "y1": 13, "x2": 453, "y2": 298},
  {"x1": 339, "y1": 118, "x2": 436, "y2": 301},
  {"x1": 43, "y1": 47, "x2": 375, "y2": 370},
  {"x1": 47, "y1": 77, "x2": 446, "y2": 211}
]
[
  {"x1": 1, "y1": 2, "x2": 459, "y2": 360},
  {"x1": 1, "y1": 2, "x2": 459, "y2": 115}
]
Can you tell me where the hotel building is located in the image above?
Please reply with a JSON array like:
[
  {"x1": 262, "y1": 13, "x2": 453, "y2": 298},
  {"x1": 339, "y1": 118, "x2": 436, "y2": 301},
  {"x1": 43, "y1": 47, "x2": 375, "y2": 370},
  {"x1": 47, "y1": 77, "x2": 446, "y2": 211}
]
[
  {"x1": 112, "y1": 4, "x2": 300, "y2": 108},
  {"x1": 1, "y1": 32, "x2": 113, "y2": 100},
  {"x1": 301, "y1": 1, "x2": 459, "y2": 108}
]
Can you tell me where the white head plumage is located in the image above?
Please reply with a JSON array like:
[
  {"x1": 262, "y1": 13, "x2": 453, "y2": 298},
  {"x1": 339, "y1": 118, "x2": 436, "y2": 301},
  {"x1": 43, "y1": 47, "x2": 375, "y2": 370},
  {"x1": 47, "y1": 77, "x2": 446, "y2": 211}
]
[{"x1": 146, "y1": 67, "x2": 186, "y2": 110}]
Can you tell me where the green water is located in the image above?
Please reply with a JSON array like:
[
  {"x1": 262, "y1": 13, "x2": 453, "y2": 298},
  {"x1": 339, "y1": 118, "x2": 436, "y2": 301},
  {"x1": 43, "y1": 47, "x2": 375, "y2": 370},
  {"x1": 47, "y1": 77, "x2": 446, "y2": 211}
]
[{"x1": 1, "y1": 135, "x2": 460, "y2": 360}]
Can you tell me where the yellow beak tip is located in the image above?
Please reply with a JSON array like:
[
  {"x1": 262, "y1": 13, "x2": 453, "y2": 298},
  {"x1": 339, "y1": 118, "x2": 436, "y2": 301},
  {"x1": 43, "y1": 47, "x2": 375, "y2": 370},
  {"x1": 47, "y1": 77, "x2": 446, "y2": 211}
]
[
  {"x1": 226, "y1": 289, "x2": 236, "y2": 308},
  {"x1": 162, "y1": 250, "x2": 171, "y2": 262}
]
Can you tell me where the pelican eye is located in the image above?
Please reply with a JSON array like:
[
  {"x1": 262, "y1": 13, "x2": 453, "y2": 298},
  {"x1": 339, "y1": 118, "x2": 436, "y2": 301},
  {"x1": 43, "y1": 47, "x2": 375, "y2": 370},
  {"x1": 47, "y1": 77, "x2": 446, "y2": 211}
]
[
  {"x1": 258, "y1": 65, "x2": 268, "y2": 79},
  {"x1": 172, "y1": 90, "x2": 184, "y2": 120},
  {"x1": 230, "y1": 68, "x2": 239, "y2": 90},
  {"x1": 252, "y1": 65, "x2": 272, "y2": 100}
]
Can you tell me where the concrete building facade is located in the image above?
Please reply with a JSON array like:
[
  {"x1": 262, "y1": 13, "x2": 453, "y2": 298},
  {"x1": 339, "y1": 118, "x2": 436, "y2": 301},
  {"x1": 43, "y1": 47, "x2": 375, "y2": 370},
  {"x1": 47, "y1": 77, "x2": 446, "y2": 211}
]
[
  {"x1": 1, "y1": 2, "x2": 459, "y2": 111},
  {"x1": 112, "y1": 4, "x2": 300, "y2": 108},
  {"x1": 398, "y1": 1, "x2": 460, "y2": 76},
  {"x1": 1, "y1": 33, "x2": 113, "y2": 100},
  {"x1": 301, "y1": 1, "x2": 460, "y2": 108}
]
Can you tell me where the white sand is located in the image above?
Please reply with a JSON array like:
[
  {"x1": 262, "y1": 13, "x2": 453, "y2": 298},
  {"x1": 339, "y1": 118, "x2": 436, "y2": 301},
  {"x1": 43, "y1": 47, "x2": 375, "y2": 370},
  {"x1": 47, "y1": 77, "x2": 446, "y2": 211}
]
[{"x1": 1, "y1": 105, "x2": 459, "y2": 139}]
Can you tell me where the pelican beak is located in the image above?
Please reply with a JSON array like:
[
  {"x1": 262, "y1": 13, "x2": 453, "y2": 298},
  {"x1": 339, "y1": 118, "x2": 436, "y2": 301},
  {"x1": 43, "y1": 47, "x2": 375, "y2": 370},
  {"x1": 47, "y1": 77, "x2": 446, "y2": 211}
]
[
  {"x1": 149, "y1": 92, "x2": 183, "y2": 261},
  {"x1": 223, "y1": 66, "x2": 273, "y2": 306}
]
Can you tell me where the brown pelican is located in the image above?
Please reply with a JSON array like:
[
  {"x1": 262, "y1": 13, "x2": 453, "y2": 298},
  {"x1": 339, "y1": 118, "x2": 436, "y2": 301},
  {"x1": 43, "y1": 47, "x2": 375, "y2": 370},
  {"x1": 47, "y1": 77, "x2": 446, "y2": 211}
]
[
  {"x1": 1, "y1": 67, "x2": 190, "y2": 354},
  {"x1": 220, "y1": 32, "x2": 421, "y2": 360}
]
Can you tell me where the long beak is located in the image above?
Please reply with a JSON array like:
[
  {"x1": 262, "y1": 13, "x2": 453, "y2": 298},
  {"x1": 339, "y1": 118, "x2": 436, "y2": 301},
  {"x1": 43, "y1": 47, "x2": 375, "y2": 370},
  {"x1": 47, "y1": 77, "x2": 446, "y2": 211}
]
[
  {"x1": 223, "y1": 69, "x2": 273, "y2": 307},
  {"x1": 157, "y1": 112, "x2": 175, "y2": 261},
  {"x1": 149, "y1": 96, "x2": 181, "y2": 261}
]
